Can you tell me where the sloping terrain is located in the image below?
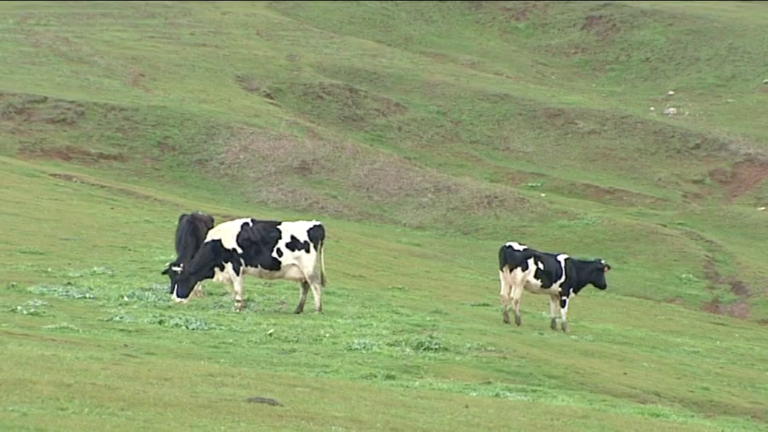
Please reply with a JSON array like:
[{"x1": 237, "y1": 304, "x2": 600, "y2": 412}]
[{"x1": 1, "y1": 1, "x2": 767, "y2": 431}]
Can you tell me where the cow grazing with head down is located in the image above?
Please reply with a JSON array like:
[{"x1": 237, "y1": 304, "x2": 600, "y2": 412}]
[
  {"x1": 170, "y1": 218, "x2": 327, "y2": 313},
  {"x1": 160, "y1": 211, "x2": 215, "y2": 297},
  {"x1": 498, "y1": 241, "x2": 611, "y2": 333}
]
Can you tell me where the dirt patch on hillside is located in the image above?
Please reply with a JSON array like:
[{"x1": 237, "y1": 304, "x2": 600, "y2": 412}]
[
  {"x1": 19, "y1": 145, "x2": 127, "y2": 165},
  {"x1": 502, "y1": 168, "x2": 668, "y2": 209},
  {"x1": 235, "y1": 74, "x2": 276, "y2": 101},
  {"x1": 48, "y1": 173, "x2": 173, "y2": 205},
  {"x1": 498, "y1": 1, "x2": 550, "y2": 22},
  {"x1": 581, "y1": 14, "x2": 620, "y2": 40},
  {"x1": 709, "y1": 160, "x2": 768, "y2": 202},
  {"x1": 1, "y1": 93, "x2": 85, "y2": 126},
  {"x1": 678, "y1": 230, "x2": 752, "y2": 319},
  {"x1": 212, "y1": 129, "x2": 541, "y2": 228},
  {"x1": 277, "y1": 81, "x2": 407, "y2": 129},
  {"x1": 558, "y1": 182, "x2": 667, "y2": 208}
]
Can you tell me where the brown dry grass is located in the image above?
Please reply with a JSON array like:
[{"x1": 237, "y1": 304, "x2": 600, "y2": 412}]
[{"x1": 211, "y1": 128, "x2": 540, "y2": 229}]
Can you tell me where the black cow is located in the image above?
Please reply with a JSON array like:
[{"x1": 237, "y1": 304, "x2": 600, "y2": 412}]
[
  {"x1": 170, "y1": 217, "x2": 327, "y2": 313},
  {"x1": 498, "y1": 241, "x2": 611, "y2": 332},
  {"x1": 161, "y1": 211, "x2": 215, "y2": 297}
]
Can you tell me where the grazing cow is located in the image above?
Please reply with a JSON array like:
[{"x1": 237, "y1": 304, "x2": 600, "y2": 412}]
[
  {"x1": 170, "y1": 218, "x2": 327, "y2": 313},
  {"x1": 498, "y1": 241, "x2": 611, "y2": 332},
  {"x1": 160, "y1": 211, "x2": 215, "y2": 297}
]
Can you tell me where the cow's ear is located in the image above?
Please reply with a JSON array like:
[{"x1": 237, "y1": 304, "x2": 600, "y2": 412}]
[
  {"x1": 161, "y1": 268, "x2": 169, "y2": 275},
  {"x1": 603, "y1": 265, "x2": 611, "y2": 272}
]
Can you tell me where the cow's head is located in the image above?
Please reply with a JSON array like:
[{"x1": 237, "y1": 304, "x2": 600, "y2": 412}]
[
  {"x1": 160, "y1": 261, "x2": 185, "y2": 294},
  {"x1": 170, "y1": 265, "x2": 204, "y2": 302},
  {"x1": 589, "y1": 258, "x2": 611, "y2": 290}
]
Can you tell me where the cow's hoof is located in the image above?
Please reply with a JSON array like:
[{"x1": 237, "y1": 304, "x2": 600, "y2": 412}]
[
  {"x1": 502, "y1": 312, "x2": 510, "y2": 324},
  {"x1": 550, "y1": 318, "x2": 558, "y2": 330},
  {"x1": 293, "y1": 308, "x2": 304, "y2": 314},
  {"x1": 514, "y1": 316, "x2": 522, "y2": 326},
  {"x1": 561, "y1": 322, "x2": 569, "y2": 333}
]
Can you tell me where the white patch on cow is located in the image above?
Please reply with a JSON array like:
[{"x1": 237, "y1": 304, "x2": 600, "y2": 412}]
[
  {"x1": 501, "y1": 253, "x2": 570, "y2": 297},
  {"x1": 212, "y1": 261, "x2": 238, "y2": 284},
  {"x1": 171, "y1": 283, "x2": 188, "y2": 303},
  {"x1": 505, "y1": 241, "x2": 527, "y2": 251},
  {"x1": 204, "y1": 218, "x2": 254, "y2": 252}
]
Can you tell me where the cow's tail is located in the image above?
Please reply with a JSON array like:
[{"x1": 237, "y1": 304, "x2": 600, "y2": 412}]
[{"x1": 318, "y1": 239, "x2": 327, "y2": 287}]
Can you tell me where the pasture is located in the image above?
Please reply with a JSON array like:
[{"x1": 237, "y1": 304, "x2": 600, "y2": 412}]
[{"x1": 1, "y1": 1, "x2": 767, "y2": 431}]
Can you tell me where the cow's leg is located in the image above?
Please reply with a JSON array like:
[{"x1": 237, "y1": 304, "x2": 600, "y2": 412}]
[
  {"x1": 559, "y1": 295, "x2": 571, "y2": 333},
  {"x1": 499, "y1": 270, "x2": 512, "y2": 324},
  {"x1": 511, "y1": 284, "x2": 523, "y2": 326},
  {"x1": 306, "y1": 273, "x2": 323, "y2": 313},
  {"x1": 232, "y1": 277, "x2": 245, "y2": 313},
  {"x1": 294, "y1": 281, "x2": 310, "y2": 314},
  {"x1": 549, "y1": 295, "x2": 559, "y2": 330},
  {"x1": 192, "y1": 282, "x2": 205, "y2": 298}
]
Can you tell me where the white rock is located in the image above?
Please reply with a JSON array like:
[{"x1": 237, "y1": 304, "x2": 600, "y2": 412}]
[
  {"x1": 757, "y1": 207, "x2": 766, "y2": 211},
  {"x1": 668, "y1": 90, "x2": 675, "y2": 96},
  {"x1": 663, "y1": 107, "x2": 677, "y2": 115},
  {"x1": 650, "y1": 107, "x2": 655, "y2": 111}
]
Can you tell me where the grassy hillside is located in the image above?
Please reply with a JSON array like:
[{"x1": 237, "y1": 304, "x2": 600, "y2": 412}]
[{"x1": 1, "y1": 1, "x2": 767, "y2": 431}]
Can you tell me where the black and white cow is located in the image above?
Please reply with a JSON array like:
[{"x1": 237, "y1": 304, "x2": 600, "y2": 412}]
[
  {"x1": 170, "y1": 218, "x2": 327, "y2": 313},
  {"x1": 498, "y1": 241, "x2": 611, "y2": 333},
  {"x1": 160, "y1": 211, "x2": 215, "y2": 297}
]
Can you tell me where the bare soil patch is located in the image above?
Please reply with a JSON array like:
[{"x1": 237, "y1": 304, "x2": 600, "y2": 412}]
[
  {"x1": 581, "y1": 14, "x2": 620, "y2": 40},
  {"x1": 558, "y1": 181, "x2": 667, "y2": 208},
  {"x1": 679, "y1": 230, "x2": 752, "y2": 319},
  {"x1": 19, "y1": 145, "x2": 127, "y2": 166},
  {"x1": 709, "y1": 160, "x2": 768, "y2": 202},
  {"x1": 501, "y1": 168, "x2": 668, "y2": 209},
  {"x1": 282, "y1": 81, "x2": 407, "y2": 129},
  {"x1": 235, "y1": 74, "x2": 276, "y2": 100},
  {"x1": 1, "y1": 92, "x2": 85, "y2": 126},
  {"x1": 498, "y1": 1, "x2": 550, "y2": 23},
  {"x1": 212, "y1": 129, "x2": 538, "y2": 227}
]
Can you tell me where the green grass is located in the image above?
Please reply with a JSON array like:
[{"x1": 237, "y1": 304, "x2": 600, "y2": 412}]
[{"x1": 1, "y1": 1, "x2": 768, "y2": 430}]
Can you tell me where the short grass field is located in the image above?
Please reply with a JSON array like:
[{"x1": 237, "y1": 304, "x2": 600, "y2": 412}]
[{"x1": 1, "y1": 1, "x2": 768, "y2": 431}]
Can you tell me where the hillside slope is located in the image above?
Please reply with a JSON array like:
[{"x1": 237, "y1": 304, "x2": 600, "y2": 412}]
[
  {"x1": 1, "y1": 1, "x2": 767, "y2": 431},
  {"x1": 2, "y1": 0, "x2": 767, "y2": 318}
]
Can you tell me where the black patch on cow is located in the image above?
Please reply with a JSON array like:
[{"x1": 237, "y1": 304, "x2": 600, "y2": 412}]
[
  {"x1": 275, "y1": 247, "x2": 283, "y2": 258},
  {"x1": 162, "y1": 211, "x2": 215, "y2": 292},
  {"x1": 307, "y1": 224, "x2": 325, "y2": 252},
  {"x1": 498, "y1": 244, "x2": 535, "y2": 272},
  {"x1": 567, "y1": 258, "x2": 609, "y2": 294},
  {"x1": 286, "y1": 235, "x2": 310, "y2": 253},
  {"x1": 560, "y1": 296, "x2": 569, "y2": 308},
  {"x1": 531, "y1": 253, "x2": 565, "y2": 289},
  {"x1": 236, "y1": 220, "x2": 283, "y2": 271}
]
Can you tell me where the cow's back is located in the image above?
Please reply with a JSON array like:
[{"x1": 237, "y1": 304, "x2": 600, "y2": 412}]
[{"x1": 499, "y1": 243, "x2": 535, "y2": 272}]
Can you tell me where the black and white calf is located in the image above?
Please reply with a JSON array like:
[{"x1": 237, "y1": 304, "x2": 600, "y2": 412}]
[
  {"x1": 498, "y1": 241, "x2": 611, "y2": 332},
  {"x1": 160, "y1": 211, "x2": 215, "y2": 297},
  {"x1": 170, "y1": 218, "x2": 327, "y2": 313}
]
